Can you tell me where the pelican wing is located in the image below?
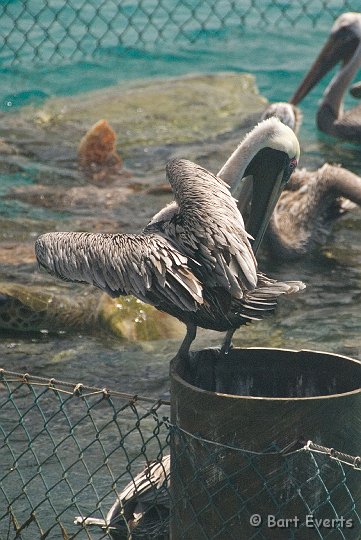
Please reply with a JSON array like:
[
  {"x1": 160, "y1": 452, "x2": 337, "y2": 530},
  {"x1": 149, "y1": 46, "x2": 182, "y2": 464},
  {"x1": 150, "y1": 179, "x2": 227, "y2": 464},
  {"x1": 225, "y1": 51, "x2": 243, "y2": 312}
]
[
  {"x1": 164, "y1": 158, "x2": 258, "y2": 298},
  {"x1": 334, "y1": 105, "x2": 361, "y2": 140},
  {"x1": 112, "y1": 455, "x2": 170, "y2": 511},
  {"x1": 35, "y1": 232, "x2": 203, "y2": 312},
  {"x1": 82, "y1": 455, "x2": 170, "y2": 531}
]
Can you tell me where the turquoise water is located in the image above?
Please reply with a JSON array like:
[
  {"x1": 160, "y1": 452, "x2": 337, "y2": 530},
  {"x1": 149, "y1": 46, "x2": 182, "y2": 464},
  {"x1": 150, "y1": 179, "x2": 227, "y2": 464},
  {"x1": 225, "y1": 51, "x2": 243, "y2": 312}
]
[
  {"x1": 0, "y1": 1, "x2": 361, "y2": 386},
  {"x1": 0, "y1": 2, "x2": 360, "y2": 398},
  {"x1": 1, "y1": 0, "x2": 359, "y2": 143},
  {"x1": 1, "y1": 4, "x2": 361, "y2": 537}
]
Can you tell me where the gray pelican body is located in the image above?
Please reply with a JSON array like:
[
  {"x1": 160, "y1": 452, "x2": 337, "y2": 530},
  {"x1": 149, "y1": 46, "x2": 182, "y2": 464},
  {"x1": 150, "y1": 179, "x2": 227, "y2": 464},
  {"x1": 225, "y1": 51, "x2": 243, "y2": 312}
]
[
  {"x1": 265, "y1": 163, "x2": 361, "y2": 260},
  {"x1": 247, "y1": 102, "x2": 361, "y2": 261},
  {"x1": 74, "y1": 455, "x2": 170, "y2": 539},
  {"x1": 35, "y1": 118, "x2": 304, "y2": 356},
  {"x1": 290, "y1": 12, "x2": 361, "y2": 141}
]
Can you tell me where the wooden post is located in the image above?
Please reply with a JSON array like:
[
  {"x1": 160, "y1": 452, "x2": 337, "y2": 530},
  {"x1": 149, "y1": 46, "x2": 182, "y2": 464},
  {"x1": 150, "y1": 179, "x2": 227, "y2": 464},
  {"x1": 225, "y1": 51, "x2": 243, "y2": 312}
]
[{"x1": 170, "y1": 348, "x2": 361, "y2": 539}]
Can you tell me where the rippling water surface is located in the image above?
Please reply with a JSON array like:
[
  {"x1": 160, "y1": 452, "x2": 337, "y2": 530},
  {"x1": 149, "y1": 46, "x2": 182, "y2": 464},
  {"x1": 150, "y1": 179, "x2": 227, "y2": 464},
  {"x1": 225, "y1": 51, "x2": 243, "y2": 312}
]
[
  {"x1": 0, "y1": 4, "x2": 360, "y2": 385},
  {"x1": 0, "y1": 3, "x2": 361, "y2": 537}
]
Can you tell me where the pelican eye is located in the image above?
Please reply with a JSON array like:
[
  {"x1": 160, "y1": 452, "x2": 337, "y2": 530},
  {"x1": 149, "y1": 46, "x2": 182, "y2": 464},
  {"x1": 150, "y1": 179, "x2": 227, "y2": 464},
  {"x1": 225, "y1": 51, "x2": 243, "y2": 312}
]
[
  {"x1": 289, "y1": 157, "x2": 298, "y2": 174},
  {"x1": 282, "y1": 157, "x2": 297, "y2": 185}
]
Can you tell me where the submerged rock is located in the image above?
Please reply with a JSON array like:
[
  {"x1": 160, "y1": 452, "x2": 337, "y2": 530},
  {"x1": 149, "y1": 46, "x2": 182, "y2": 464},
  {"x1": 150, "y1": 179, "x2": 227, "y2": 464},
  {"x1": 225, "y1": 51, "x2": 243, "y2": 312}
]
[
  {"x1": 0, "y1": 73, "x2": 266, "y2": 173},
  {"x1": 0, "y1": 73, "x2": 267, "y2": 234},
  {"x1": 0, "y1": 281, "x2": 184, "y2": 341},
  {"x1": 77, "y1": 119, "x2": 133, "y2": 184}
]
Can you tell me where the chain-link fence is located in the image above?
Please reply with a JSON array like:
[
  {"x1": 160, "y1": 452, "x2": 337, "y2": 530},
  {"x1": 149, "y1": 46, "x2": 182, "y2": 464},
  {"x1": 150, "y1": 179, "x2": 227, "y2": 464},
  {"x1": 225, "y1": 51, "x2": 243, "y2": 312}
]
[
  {"x1": 0, "y1": 0, "x2": 360, "y2": 66},
  {"x1": 171, "y1": 426, "x2": 361, "y2": 539},
  {"x1": 0, "y1": 369, "x2": 360, "y2": 539},
  {"x1": 0, "y1": 369, "x2": 170, "y2": 539}
]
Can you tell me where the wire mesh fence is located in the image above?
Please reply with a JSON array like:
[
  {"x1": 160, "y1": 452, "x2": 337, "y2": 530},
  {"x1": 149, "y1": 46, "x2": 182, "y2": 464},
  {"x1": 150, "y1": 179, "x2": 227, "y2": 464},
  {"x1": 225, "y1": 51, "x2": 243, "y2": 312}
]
[
  {"x1": 0, "y1": 369, "x2": 170, "y2": 539},
  {"x1": 0, "y1": 0, "x2": 360, "y2": 66},
  {"x1": 0, "y1": 369, "x2": 360, "y2": 539},
  {"x1": 171, "y1": 426, "x2": 361, "y2": 539}
]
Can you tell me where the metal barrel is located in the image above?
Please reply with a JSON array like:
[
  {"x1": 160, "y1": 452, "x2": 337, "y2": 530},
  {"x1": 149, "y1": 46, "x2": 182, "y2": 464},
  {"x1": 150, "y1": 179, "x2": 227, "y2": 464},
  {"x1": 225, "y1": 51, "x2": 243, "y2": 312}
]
[{"x1": 169, "y1": 347, "x2": 361, "y2": 539}]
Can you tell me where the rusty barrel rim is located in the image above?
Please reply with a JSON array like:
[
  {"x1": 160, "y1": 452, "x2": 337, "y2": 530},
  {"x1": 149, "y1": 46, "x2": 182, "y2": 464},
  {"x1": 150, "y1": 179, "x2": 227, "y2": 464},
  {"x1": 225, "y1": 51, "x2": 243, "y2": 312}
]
[{"x1": 171, "y1": 347, "x2": 361, "y2": 401}]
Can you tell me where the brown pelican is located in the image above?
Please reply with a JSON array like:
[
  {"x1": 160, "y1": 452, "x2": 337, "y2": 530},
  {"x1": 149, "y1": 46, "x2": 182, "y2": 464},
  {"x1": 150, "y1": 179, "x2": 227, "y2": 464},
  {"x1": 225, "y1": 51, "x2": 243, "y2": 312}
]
[
  {"x1": 74, "y1": 455, "x2": 170, "y2": 539},
  {"x1": 35, "y1": 118, "x2": 304, "y2": 356},
  {"x1": 265, "y1": 163, "x2": 361, "y2": 260},
  {"x1": 290, "y1": 12, "x2": 361, "y2": 140},
  {"x1": 261, "y1": 102, "x2": 303, "y2": 134},
  {"x1": 250, "y1": 102, "x2": 361, "y2": 260}
]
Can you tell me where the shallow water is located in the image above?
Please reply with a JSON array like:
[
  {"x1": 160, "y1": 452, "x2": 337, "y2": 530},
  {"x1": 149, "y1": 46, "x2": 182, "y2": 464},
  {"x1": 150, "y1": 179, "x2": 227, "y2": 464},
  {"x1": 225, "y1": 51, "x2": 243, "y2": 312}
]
[
  {"x1": 1, "y1": 4, "x2": 361, "y2": 538},
  {"x1": 0, "y1": 0, "x2": 361, "y2": 441}
]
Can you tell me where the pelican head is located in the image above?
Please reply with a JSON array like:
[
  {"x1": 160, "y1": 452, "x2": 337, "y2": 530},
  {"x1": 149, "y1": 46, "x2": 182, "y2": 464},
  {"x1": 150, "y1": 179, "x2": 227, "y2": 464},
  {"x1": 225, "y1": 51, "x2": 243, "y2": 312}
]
[
  {"x1": 290, "y1": 12, "x2": 361, "y2": 111},
  {"x1": 260, "y1": 102, "x2": 303, "y2": 133},
  {"x1": 218, "y1": 117, "x2": 300, "y2": 255}
]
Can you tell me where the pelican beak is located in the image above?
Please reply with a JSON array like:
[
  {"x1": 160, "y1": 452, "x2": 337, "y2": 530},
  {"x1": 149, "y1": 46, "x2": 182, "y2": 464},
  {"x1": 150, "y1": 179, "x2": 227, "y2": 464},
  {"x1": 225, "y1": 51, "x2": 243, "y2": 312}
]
[
  {"x1": 290, "y1": 30, "x2": 359, "y2": 105},
  {"x1": 245, "y1": 148, "x2": 298, "y2": 255}
]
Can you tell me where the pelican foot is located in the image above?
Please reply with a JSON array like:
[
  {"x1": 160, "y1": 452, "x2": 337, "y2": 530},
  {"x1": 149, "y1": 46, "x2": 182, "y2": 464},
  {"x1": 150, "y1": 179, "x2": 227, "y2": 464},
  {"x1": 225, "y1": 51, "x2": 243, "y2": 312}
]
[
  {"x1": 177, "y1": 323, "x2": 197, "y2": 360},
  {"x1": 220, "y1": 328, "x2": 236, "y2": 356},
  {"x1": 220, "y1": 342, "x2": 234, "y2": 356}
]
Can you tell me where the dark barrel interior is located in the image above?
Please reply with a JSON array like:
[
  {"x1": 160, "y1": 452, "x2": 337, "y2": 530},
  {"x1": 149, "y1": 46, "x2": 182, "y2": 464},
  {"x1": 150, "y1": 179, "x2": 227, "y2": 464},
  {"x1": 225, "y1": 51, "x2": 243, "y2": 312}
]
[{"x1": 182, "y1": 347, "x2": 361, "y2": 398}]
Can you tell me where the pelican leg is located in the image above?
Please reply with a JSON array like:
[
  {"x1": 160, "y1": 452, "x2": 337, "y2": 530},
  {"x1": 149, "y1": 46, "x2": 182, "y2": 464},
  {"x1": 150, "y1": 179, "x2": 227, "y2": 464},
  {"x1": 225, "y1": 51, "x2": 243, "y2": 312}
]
[
  {"x1": 220, "y1": 328, "x2": 236, "y2": 355},
  {"x1": 177, "y1": 323, "x2": 197, "y2": 360}
]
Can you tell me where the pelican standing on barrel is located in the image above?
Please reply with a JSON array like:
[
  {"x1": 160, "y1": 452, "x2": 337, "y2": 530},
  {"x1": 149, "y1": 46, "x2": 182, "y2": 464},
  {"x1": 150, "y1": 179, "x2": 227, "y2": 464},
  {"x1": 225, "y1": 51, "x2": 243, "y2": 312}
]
[
  {"x1": 290, "y1": 12, "x2": 361, "y2": 141},
  {"x1": 35, "y1": 118, "x2": 304, "y2": 357},
  {"x1": 243, "y1": 102, "x2": 361, "y2": 261}
]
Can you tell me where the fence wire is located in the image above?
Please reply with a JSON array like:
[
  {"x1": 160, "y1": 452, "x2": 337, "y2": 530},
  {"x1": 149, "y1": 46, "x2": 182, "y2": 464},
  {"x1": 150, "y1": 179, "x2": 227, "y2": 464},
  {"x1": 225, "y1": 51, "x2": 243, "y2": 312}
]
[
  {"x1": 0, "y1": 369, "x2": 170, "y2": 539},
  {"x1": 0, "y1": 369, "x2": 360, "y2": 539},
  {"x1": 171, "y1": 425, "x2": 361, "y2": 539},
  {"x1": 0, "y1": 0, "x2": 360, "y2": 66}
]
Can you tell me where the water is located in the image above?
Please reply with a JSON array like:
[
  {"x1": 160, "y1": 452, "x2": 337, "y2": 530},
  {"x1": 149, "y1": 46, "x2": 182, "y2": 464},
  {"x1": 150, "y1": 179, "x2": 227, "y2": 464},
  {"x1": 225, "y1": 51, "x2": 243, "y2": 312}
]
[
  {"x1": 0, "y1": 1, "x2": 358, "y2": 142},
  {"x1": 0, "y1": 2, "x2": 360, "y2": 359},
  {"x1": 1, "y1": 2, "x2": 361, "y2": 537}
]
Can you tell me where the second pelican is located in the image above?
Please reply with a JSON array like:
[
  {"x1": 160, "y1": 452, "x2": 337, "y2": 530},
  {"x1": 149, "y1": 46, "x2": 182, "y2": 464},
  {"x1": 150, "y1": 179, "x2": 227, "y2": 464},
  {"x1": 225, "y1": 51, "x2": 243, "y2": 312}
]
[
  {"x1": 254, "y1": 102, "x2": 361, "y2": 261},
  {"x1": 290, "y1": 12, "x2": 361, "y2": 141}
]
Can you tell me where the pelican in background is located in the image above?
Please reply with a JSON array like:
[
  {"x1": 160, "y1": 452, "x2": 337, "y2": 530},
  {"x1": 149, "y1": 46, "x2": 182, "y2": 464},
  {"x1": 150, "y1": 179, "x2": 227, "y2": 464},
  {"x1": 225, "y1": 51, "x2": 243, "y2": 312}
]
[
  {"x1": 265, "y1": 163, "x2": 361, "y2": 260},
  {"x1": 35, "y1": 118, "x2": 304, "y2": 357},
  {"x1": 75, "y1": 455, "x2": 170, "y2": 539},
  {"x1": 245, "y1": 102, "x2": 361, "y2": 261},
  {"x1": 290, "y1": 12, "x2": 361, "y2": 141},
  {"x1": 260, "y1": 102, "x2": 302, "y2": 134},
  {"x1": 350, "y1": 80, "x2": 361, "y2": 98}
]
